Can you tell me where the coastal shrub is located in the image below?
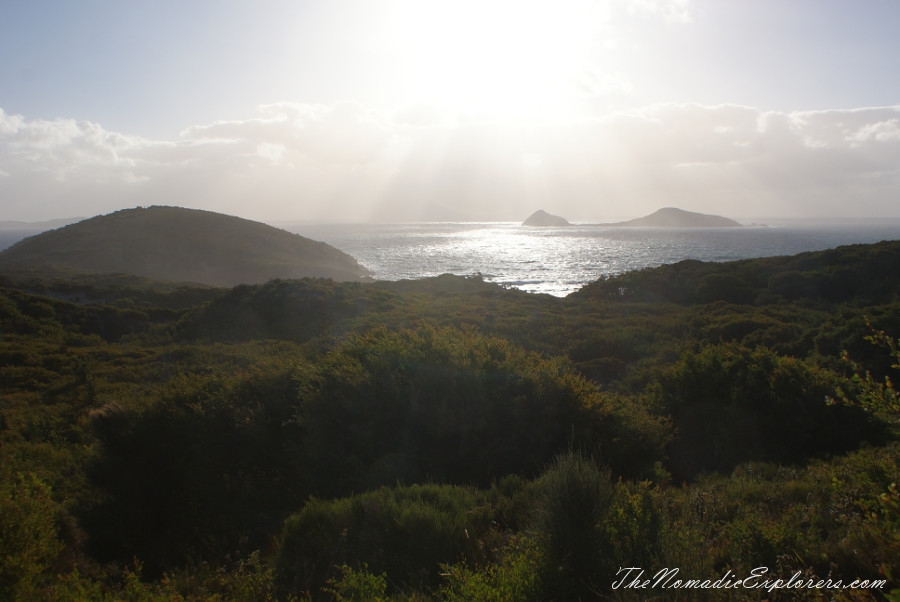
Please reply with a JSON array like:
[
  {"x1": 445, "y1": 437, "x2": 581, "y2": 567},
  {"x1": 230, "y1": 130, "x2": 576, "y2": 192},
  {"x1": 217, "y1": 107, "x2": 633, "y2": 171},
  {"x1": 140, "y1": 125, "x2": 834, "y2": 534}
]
[
  {"x1": 323, "y1": 564, "x2": 387, "y2": 602},
  {"x1": 300, "y1": 326, "x2": 608, "y2": 490},
  {"x1": 439, "y1": 535, "x2": 544, "y2": 602},
  {"x1": 4, "y1": 243, "x2": 900, "y2": 599},
  {"x1": 695, "y1": 273, "x2": 755, "y2": 304},
  {"x1": 82, "y1": 326, "x2": 615, "y2": 576},
  {"x1": 0, "y1": 472, "x2": 63, "y2": 600},
  {"x1": 83, "y1": 362, "x2": 312, "y2": 575},
  {"x1": 441, "y1": 469, "x2": 664, "y2": 602},
  {"x1": 275, "y1": 483, "x2": 494, "y2": 599},
  {"x1": 530, "y1": 451, "x2": 614, "y2": 601},
  {"x1": 656, "y1": 343, "x2": 883, "y2": 479},
  {"x1": 837, "y1": 319, "x2": 900, "y2": 420}
]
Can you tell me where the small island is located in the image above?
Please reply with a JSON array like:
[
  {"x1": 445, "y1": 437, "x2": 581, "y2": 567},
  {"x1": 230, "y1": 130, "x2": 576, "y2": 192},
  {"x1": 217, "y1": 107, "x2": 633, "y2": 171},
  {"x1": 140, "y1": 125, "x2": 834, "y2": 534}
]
[
  {"x1": 522, "y1": 207, "x2": 743, "y2": 228},
  {"x1": 605, "y1": 207, "x2": 742, "y2": 228},
  {"x1": 522, "y1": 210, "x2": 570, "y2": 227}
]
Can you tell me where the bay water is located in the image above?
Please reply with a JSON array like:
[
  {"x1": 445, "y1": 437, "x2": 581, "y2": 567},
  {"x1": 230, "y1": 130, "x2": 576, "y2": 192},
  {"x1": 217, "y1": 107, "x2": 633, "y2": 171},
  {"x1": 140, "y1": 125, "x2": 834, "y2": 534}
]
[
  {"x1": 4, "y1": 219, "x2": 900, "y2": 297},
  {"x1": 288, "y1": 219, "x2": 900, "y2": 297}
]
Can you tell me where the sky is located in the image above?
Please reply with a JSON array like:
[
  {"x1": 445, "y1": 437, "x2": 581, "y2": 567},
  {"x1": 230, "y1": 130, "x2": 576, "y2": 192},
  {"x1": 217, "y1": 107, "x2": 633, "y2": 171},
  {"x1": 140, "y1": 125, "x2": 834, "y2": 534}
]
[{"x1": 1, "y1": 0, "x2": 899, "y2": 223}]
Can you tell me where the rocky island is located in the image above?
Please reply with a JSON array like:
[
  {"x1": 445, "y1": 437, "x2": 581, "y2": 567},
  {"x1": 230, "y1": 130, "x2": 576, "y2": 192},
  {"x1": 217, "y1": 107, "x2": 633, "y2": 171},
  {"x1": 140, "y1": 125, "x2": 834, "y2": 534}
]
[
  {"x1": 522, "y1": 207, "x2": 742, "y2": 228},
  {"x1": 606, "y1": 207, "x2": 742, "y2": 228},
  {"x1": 522, "y1": 210, "x2": 570, "y2": 227}
]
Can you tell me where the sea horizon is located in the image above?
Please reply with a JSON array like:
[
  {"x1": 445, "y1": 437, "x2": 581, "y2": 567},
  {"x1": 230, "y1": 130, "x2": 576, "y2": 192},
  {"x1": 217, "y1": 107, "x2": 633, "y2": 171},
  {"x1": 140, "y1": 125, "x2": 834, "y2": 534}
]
[{"x1": 4, "y1": 216, "x2": 900, "y2": 297}]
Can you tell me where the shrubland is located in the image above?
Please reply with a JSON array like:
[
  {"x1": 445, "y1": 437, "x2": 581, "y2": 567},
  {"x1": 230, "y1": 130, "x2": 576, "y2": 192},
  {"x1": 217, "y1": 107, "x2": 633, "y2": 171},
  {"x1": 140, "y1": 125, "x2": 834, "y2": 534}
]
[{"x1": 1, "y1": 240, "x2": 899, "y2": 600}]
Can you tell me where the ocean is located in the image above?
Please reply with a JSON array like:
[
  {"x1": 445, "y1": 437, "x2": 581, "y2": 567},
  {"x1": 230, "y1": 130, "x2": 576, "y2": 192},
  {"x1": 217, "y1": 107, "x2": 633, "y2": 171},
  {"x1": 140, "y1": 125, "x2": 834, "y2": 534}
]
[
  {"x1": 288, "y1": 220, "x2": 900, "y2": 297},
  {"x1": 4, "y1": 220, "x2": 900, "y2": 297}
]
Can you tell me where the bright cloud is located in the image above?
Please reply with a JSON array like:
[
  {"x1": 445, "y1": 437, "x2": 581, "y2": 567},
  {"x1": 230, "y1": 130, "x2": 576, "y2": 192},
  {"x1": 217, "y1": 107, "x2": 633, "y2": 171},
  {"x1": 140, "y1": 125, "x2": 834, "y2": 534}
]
[
  {"x1": 0, "y1": 109, "x2": 145, "y2": 184},
  {"x1": 849, "y1": 118, "x2": 900, "y2": 144},
  {"x1": 626, "y1": 0, "x2": 692, "y2": 22},
  {"x1": 2, "y1": 103, "x2": 899, "y2": 222}
]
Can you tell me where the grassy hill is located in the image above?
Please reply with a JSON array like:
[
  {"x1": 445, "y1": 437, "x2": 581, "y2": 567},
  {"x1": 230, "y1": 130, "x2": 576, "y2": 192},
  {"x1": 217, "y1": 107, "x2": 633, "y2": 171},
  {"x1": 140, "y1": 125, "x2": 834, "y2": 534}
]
[{"x1": 0, "y1": 206, "x2": 371, "y2": 286}]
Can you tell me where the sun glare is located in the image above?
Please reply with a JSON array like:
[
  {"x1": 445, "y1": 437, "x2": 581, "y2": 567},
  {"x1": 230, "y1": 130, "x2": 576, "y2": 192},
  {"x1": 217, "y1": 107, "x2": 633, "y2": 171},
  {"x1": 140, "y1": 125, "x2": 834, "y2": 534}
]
[{"x1": 387, "y1": 0, "x2": 601, "y2": 119}]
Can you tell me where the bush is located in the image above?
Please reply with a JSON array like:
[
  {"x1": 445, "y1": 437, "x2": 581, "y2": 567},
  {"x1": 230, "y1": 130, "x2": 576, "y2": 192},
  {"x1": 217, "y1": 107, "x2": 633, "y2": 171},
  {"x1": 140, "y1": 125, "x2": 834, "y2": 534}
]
[
  {"x1": 0, "y1": 472, "x2": 63, "y2": 600},
  {"x1": 300, "y1": 326, "x2": 607, "y2": 491},
  {"x1": 83, "y1": 363, "x2": 311, "y2": 575},
  {"x1": 276, "y1": 483, "x2": 494, "y2": 599},
  {"x1": 656, "y1": 343, "x2": 884, "y2": 479},
  {"x1": 531, "y1": 451, "x2": 614, "y2": 601}
]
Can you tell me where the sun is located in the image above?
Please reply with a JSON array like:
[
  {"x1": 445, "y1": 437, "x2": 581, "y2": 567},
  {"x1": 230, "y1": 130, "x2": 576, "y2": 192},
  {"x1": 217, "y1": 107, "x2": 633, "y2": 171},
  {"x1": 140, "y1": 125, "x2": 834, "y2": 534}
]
[{"x1": 384, "y1": 0, "x2": 601, "y2": 119}]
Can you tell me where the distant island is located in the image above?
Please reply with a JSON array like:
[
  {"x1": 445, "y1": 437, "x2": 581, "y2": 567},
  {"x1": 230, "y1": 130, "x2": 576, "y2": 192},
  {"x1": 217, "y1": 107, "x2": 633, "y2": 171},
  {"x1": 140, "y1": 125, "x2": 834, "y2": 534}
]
[
  {"x1": 523, "y1": 207, "x2": 743, "y2": 228},
  {"x1": 522, "y1": 210, "x2": 570, "y2": 227},
  {"x1": 0, "y1": 206, "x2": 371, "y2": 286},
  {"x1": 0, "y1": 217, "x2": 83, "y2": 230},
  {"x1": 602, "y1": 207, "x2": 743, "y2": 228}
]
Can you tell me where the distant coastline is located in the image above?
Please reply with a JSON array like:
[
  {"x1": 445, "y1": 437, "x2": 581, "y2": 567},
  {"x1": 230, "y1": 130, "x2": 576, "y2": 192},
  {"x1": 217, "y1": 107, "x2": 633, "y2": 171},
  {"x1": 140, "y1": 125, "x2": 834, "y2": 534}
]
[{"x1": 0, "y1": 217, "x2": 83, "y2": 230}]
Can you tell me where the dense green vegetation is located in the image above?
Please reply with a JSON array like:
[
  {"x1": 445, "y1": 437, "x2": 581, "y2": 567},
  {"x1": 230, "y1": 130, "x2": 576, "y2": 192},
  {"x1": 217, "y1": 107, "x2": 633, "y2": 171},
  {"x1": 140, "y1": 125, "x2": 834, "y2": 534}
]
[{"x1": 1, "y1": 240, "x2": 900, "y2": 600}]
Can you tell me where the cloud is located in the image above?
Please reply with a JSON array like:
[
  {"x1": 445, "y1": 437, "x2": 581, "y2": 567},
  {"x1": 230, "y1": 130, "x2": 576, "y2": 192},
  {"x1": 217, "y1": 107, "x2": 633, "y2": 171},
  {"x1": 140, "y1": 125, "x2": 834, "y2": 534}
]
[
  {"x1": 848, "y1": 117, "x2": 900, "y2": 144},
  {"x1": 0, "y1": 108, "x2": 145, "y2": 183},
  {"x1": 1, "y1": 102, "x2": 899, "y2": 222},
  {"x1": 180, "y1": 102, "x2": 392, "y2": 165},
  {"x1": 625, "y1": 0, "x2": 692, "y2": 22}
]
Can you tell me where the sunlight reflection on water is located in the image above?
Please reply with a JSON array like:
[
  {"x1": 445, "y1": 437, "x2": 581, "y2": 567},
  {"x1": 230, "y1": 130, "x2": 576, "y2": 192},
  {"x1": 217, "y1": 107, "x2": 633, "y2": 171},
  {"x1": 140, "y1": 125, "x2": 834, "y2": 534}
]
[{"x1": 288, "y1": 221, "x2": 900, "y2": 297}]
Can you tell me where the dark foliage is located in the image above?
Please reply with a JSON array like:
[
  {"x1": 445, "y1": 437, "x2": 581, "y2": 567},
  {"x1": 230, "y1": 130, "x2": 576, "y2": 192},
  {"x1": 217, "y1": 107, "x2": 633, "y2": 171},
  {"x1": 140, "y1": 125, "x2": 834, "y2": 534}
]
[
  {"x1": 574, "y1": 239, "x2": 900, "y2": 306},
  {"x1": 655, "y1": 344, "x2": 887, "y2": 480},
  {"x1": 276, "y1": 484, "x2": 495, "y2": 598},
  {"x1": 83, "y1": 365, "x2": 311, "y2": 576},
  {"x1": 2, "y1": 238, "x2": 900, "y2": 600}
]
